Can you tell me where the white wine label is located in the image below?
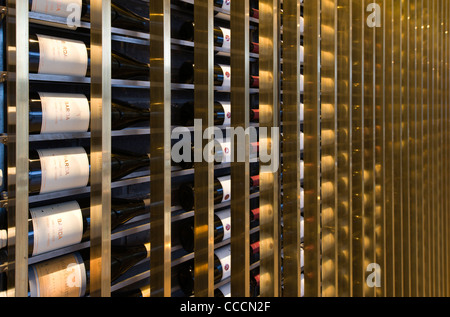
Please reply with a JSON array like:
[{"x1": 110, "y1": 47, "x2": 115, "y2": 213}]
[
  {"x1": 219, "y1": 101, "x2": 231, "y2": 125},
  {"x1": 217, "y1": 176, "x2": 231, "y2": 203},
  {"x1": 37, "y1": 34, "x2": 88, "y2": 77},
  {"x1": 217, "y1": 139, "x2": 232, "y2": 164},
  {"x1": 37, "y1": 147, "x2": 90, "y2": 194},
  {"x1": 216, "y1": 209, "x2": 231, "y2": 241},
  {"x1": 300, "y1": 160, "x2": 304, "y2": 181},
  {"x1": 218, "y1": 64, "x2": 231, "y2": 90},
  {"x1": 39, "y1": 92, "x2": 90, "y2": 133},
  {"x1": 28, "y1": 252, "x2": 86, "y2": 297},
  {"x1": 0, "y1": 230, "x2": 6, "y2": 249},
  {"x1": 300, "y1": 74, "x2": 304, "y2": 92},
  {"x1": 30, "y1": 201, "x2": 83, "y2": 256},
  {"x1": 218, "y1": 283, "x2": 231, "y2": 297},
  {"x1": 215, "y1": 245, "x2": 231, "y2": 281},
  {"x1": 219, "y1": 27, "x2": 231, "y2": 50},
  {"x1": 300, "y1": 187, "x2": 304, "y2": 210},
  {"x1": 300, "y1": 45, "x2": 304, "y2": 63},
  {"x1": 31, "y1": 0, "x2": 82, "y2": 20},
  {"x1": 221, "y1": 0, "x2": 231, "y2": 11},
  {"x1": 300, "y1": 102, "x2": 304, "y2": 122}
]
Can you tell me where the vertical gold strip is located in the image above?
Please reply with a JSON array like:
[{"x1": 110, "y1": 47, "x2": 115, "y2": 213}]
[
  {"x1": 375, "y1": 0, "x2": 387, "y2": 298},
  {"x1": 230, "y1": 0, "x2": 250, "y2": 297},
  {"x1": 149, "y1": 0, "x2": 172, "y2": 297},
  {"x1": 363, "y1": 0, "x2": 376, "y2": 298},
  {"x1": 337, "y1": 0, "x2": 352, "y2": 298},
  {"x1": 193, "y1": 0, "x2": 214, "y2": 297},
  {"x1": 351, "y1": 0, "x2": 364, "y2": 297},
  {"x1": 321, "y1": 0, "x2": 338, "y2": 297},
  {"x1": 282, "y1": 0, "x2": 302, "y2": 297},
  {"x1": 401, "y1": 0, "x2": 411, "y2": 297},
  {"x1": 304, "y1": 0, "x2": 321, "y2": 297},
  {"x1": 431, "y1": 0, "x2": 437, "y2": 297},
  {"x1": 90, "y1": 0, "x2": 112, "y2": 297},
  {"x1": 6, "y1": 0, "x2": 29, "y2": 297},
  {"x1": 446, "y1": 0, "x2": 450, "y2": 297},
  {"x1": 259, "y1": 0, "x2": 281, "y2": 297}
]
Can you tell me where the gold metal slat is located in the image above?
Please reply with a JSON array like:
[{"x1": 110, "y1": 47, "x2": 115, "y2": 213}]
[
  {"x1": 281, "y1": 0, "x2": 302, "y2": 297},
  {"x1": 89, "y1": 0, "x2": 112, "y2": 297},
  {"x1": 193, "y1": 0, "x2": 215, "y2": 297},
  {"x1": 6, "y1": 0, "x2": 29, "y2": 297},
  {"x1": 259, "y1": 0, "x2": 281, "y2": 297},
  {"x1": 149, "y1": 0, "x2": 172, "y2": 297},
  {"x1": 230, "y1": 0, "x2": 250, "y2": 297},
  {"x1": 304, "y1": 0, "x2": 322, "y2": 297}
]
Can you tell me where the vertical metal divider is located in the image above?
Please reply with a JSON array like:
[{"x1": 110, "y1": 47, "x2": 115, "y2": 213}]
[
  {"x1": 431, "y1": 0, "x2": 436, "y2": 297},
  {"x1": 384, "y1": 0, "x2": 395, "y2": 297},
  {"x1": 409, "y1": 0, "x2": 419, "y2": 297},
  {"x1": 149, "y1": 0, "x2": 172, "y2": 297},
  {"x1": 230, "y1": 0, "x2": 250, "y2": 297},
  {"x1": 259, "y1": 0, "x2": 281, "y2": 297},
  {"x1": 320, "y1": 0, "x2": 337, "y2": 297},
  {"x1": 337, "y1": 0, "x2": 352, "y2": 298},
  {"x1": 363, "y1": 0, "x2": 376, "y2": 298},
  {"x1": 193, "y1": 0, "x2": 214, "y2": 297},
  {"x1": 89, "y1": 0, "x2": 112, "y2": 297},
  {"x1": 6, "y1": 0, "x2": 29, "y2": 297},
  {"x1": 281, "y1": 0, "x2": 302, "y2": 297},
  {"x1": 350, "y1": 0, "x2": 364, "y2": 297},
  {"x1": 375, "y1": 0, "x2": 387, "y2": 298},
  {"x1": 401, "y1": 0, "x2": 411, "y2": 297},
  {"x1": 303, "y1": 0, "x2": 321, "y2": 297},
  {"x1": 438, "y1": 0, "x2": 443, "y2": 297},
  {"x1": 446, "y1": 0, "x2": 450, "y2": 297}
]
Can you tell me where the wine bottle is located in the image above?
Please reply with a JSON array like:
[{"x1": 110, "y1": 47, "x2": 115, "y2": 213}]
[
  {"x1": 178, "y1": 62, "x2": 259, "y2": 89},
  {"x1": 29, "y1": 0, "x2": 149, "y2": 32},
  {"x1": 29, "y1": 92, "x2": 150, "y2": 134},
  {"x1": 215, "y1": 282, "x2": 230, "y2": 297},
  {"x1": 178, "y1": 0, "x2": 232, "y2": 21},
  {"x1": 178, "y1": 245, "x2": 231, "y2": 296},
  {"x1": 111, "y1": 284, "x2": 151, "y2": 297},
  {"x1": 28, "y1": 242, "x2": 150, "y2": 297},
  {"x1": 179, "y1": 207, "x2": 260, "y2": 252},
  {"x1": 174, "y1": 138, "x2": 259, "y2": 170},
  {"x1": 178, "y1": 22, "x2": 259, "y2": 55},
  {"x1": 178, "y1": 174, "x2": 260, "y2": 211},
  {"x1": 29, "y1": 33, "x2": 149, "y2": 79},
  {"x1": 28, "y1": 147, "x2": 150, "y2": 194},
  {"x1": 0, "y1": 197, "x2": 150, "y2": 256}
]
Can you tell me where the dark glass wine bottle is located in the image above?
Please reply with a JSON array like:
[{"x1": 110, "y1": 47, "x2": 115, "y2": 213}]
[
  {"x1": 178, "y1": 101, "x2": 231, "y2": 126},
  {"x1": 178, "y1": 245, "x2": 230, "y2": 296},
  {"x1": 29, "y1": 0, "x2": 149, "y2": 32},
  {"x1": 29, "y1": 92, "x2": 150, "y2": 134},
  {"x1": 28, "y1": 147, "x2": 150, "y2": 194},
  {"x1": 27, "y1": 242, "x2": 150, "y2": 297},
  {"x1": 29, "y1": 33, "x2": 149, "y2": 79},
  {"x1": 178, "y1": 0, "x2": 232, "y2": 20},
  {"x1": 178, "y1": 207, "x2": 261, "y2": 253},
  {"x1": 178, "y1": 174, "x2": 260, "y2": 211},
  {"x1": 0, "y1": 197, "x2": 149, "y2": 256},
  {"x1": 111, "y1": 284, "x2": 151, "y2": 297},
  {"x1": 178, "y1": 62, "x2": 259, "y2": 88}
]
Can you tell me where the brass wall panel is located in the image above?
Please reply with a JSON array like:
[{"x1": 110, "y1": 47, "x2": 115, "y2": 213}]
[
  {"x1": 193, "y1": 0, "x2": 215, "y2": 297},
  {"x1": 6, "y1": 0, "x2": 29, "y2": 297},
  {"x1": 230, "y1": 0, "x2": 250, "y2": 297},
  {"x1": 303, "y1": 0, "x2": 322, "y2": 297},
  {"x1": 259, "y1": 0, "x2": 281, "y2": 297},
  {"x1": 150, "y1": 0, "x2": 172, "y2": 297},
  {"x1": 282, "y1": 0, "x2": 303, "y2": 297},
  {"x1": 89, "y1": 0, "x2": 112, "y2": 297}
]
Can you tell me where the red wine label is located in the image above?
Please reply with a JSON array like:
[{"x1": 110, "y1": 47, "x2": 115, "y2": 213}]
[
  {"x1": 37, "y1": 34, "x2": 88, "y2": 77},
  {"x1": 31, "y1": 0, "x2": 82, "y2": 20},
  {"x1": 219, "y1": 101, "x2": 231, "y2": 125},
  {"x1": 216, "y1": 209, "x2": 231, "y2": 241},
  {"x1": 217, "y1": 176, "x2": 231, "y2": 203},
  {"x1": 218, "y1": 283, "x2": 231, "y2": 297},
  {"x1": 39, "y1": 92, "x2": 90, "y2": 133},
  {"x1": 30, "y1": 201, "x2": 83, "y2": 256},
  {"x1": 215, "y1": 245, "x2": 231, "y2": 281},
  {"x1": 219, "y1": 27, "x2": 231, "y2": 50},
  {"x1": 37, "y1": 147, "x2": 90, "y2": 194},
  {"x1": 218, "y1": 64, "x2": 231, "y2": 90},
  {"x1": 28, "y1": 253, "x2": 86, "y2": 297}
]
